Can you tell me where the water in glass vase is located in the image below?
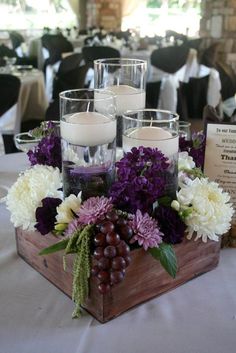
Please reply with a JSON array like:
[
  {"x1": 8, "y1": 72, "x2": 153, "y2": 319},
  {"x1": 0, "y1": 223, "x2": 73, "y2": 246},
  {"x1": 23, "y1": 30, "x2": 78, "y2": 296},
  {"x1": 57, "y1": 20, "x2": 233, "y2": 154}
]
[{"x1": 61, "y1": 138, "x2": 116, "y2": 200}]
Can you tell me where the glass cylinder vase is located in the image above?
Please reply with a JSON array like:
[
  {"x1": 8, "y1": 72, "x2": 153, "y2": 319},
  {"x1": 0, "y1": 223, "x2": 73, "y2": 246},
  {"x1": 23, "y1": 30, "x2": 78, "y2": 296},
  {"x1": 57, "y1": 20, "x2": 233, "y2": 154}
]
[
  {"x1": 122, "y1": 109, "x2": 179, "y2": 198},
  {"x1": 60, "y1": 89, "x2": 117, "y2": 200},
  {"x1": 94, "y1": 58, "x2": 147, "y2": 147}
]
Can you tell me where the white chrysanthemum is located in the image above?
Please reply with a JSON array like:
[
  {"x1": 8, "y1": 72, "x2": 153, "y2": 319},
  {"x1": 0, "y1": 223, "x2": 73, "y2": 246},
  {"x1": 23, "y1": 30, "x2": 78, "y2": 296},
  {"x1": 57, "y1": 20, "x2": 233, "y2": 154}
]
[
  {"x1": 178, "y1": 152, "x2": 195, "y2": 171},
  {"x1": 56, "y1": 193, "x2": 82, "y2": 224},
  {"x1": 176, "y1": 177, "x2": 234, "y2": 242},
  {"x1": 6, "y1": 165, "x2": 62, "y2": 230}
]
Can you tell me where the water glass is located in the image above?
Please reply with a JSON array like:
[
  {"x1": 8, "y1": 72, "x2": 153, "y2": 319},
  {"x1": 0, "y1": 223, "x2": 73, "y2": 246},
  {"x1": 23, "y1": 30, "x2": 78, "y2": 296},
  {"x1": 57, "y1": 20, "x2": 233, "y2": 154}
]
[
  {"x1": 94, "y1": 58, "x2": 147, "y2": 147},
  {"x1": 60, "y1": 89, "x2": 117, "y2": 200},
  {"x1": 122, "y1": 109, "x2": 179, "y2": 197}
]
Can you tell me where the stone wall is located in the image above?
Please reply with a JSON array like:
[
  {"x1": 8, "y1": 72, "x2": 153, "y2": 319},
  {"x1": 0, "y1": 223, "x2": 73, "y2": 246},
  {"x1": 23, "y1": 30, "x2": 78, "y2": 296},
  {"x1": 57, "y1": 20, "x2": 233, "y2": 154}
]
[
  {"x1": 86, "y1": 0, "x2": 121, "y2": 31},
  {"x1": 200, "y1": 0, "x2": 236, "y2": 65}
]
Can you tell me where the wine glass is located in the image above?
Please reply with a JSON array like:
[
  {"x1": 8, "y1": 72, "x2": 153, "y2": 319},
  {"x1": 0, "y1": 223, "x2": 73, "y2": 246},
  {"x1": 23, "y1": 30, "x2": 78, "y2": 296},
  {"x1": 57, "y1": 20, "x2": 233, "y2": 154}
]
[{"x1": 14, "y1": 132, "x2": 40, "y2": 152}]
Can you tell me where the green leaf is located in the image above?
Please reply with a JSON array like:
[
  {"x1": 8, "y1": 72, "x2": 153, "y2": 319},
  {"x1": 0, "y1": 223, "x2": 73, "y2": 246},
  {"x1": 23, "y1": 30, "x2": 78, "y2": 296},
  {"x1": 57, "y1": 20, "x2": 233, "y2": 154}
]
[
  {"x1": 149, "y1": 243, "x2": 177, "y2": 278},
  {"x1": 157, "y1": 196, "x2": 172, "y2": 207},
  {"x1": 38, "y1": 238, "x2": 69, "y2": 255}
]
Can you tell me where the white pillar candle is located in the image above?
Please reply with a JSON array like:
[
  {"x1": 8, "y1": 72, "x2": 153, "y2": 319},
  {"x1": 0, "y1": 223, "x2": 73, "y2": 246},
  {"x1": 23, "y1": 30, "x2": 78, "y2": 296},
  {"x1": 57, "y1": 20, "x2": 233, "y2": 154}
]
[
  {"x1": 60, "y1": 112, "x2": 116, "y2": 146},
  {"x1": 96, "y1": 85, "x2": 146, "y2": 114},
  {"x1": 123, "y1": 126, "x2": 179, "y2": 157}
]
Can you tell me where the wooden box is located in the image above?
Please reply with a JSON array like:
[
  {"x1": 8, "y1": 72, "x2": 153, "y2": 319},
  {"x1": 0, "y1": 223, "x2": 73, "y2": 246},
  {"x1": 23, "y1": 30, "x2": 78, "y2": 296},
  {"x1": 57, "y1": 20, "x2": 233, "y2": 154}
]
[{"x1": 15, "y1": 228, "x2": 221, "y2": 323}]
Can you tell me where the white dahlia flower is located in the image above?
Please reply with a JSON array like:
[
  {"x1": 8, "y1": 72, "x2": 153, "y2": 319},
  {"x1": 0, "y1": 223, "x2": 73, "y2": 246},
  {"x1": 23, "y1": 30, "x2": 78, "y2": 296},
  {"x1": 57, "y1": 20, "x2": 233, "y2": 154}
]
[
  {"x1": 56, "y1": 193, "x2": 82, "y2": 224},
  {"x1": 6, "y1": 165, "x2": 62, "y2": 230},
  {"x1": 176, "y1": 177, "x2": 234, "y2": 242}
]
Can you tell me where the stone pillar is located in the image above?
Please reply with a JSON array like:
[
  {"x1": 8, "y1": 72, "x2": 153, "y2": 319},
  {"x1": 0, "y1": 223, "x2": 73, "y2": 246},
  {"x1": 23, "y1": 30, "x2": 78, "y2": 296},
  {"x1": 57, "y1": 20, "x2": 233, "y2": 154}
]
[
  {"x1": 86, "y1": 0, "x2": 122, "y2": 30},
  {"x1": 200, "y1": 0, "x2": 236, "y2": 65}
]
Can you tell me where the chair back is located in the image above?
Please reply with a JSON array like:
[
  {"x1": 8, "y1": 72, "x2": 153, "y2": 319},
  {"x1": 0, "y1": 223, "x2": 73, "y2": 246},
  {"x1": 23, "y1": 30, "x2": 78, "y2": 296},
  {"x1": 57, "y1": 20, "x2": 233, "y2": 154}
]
[
  {"x1": 0, "y1": 44, "x2": 17, "y2": 58},
  {"x1": 0, "y1": 74, "x2": 21, "y2": 117},
  {"x1": 52, "y1": 64, "x2": 89, "y2": 99},
  {"x1": 9, "y1": 31, "x2": 25, "y2": 50},
  {"x1": 57, "y1": 53, "x2": 83, "y2": 76},
  {"x1": 178, "y1": 75, "x2": 210, "y2": 120},
  {"x1": 41, "y1": 34, "x2": 73, "y2": 65},
  {"x1": 82, "y1": 46, "x2": 120, "y2": 66},
  {"x1": 151, "y1": 45, "x2": 189, "y2": 74}
]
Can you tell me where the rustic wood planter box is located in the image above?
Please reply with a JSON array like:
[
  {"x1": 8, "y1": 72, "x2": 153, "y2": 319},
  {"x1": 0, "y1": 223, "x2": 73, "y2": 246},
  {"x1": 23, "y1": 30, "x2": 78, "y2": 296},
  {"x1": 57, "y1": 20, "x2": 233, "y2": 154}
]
[{"x1": 15, "y1": 228, "x2": 221, "y2": 323}]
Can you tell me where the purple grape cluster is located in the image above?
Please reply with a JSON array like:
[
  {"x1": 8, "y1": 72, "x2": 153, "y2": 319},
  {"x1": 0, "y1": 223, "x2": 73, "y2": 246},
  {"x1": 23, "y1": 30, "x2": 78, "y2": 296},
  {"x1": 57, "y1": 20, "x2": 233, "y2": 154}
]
[{"x1": 91, "y1": 210, "x2": 133, "y2": 294}]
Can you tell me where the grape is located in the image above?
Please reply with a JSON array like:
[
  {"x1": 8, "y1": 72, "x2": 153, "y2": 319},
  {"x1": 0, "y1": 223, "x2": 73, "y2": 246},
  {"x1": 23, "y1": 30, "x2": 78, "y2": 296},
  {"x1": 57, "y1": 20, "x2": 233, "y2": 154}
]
[
  {"x1": 98, "y1": 283, "x2": 111, "y2": 294},
  {"x1": 117, "y1": 240, "x2": 130, "y2": 257},
  {"x1": 99, "y1": 221, "x2": 114, "y2": 234},
  {"x1": 110, "y1": 270, "x2": 124, "y2": 284},
  {"x1": 97, "y1": 270, "x2": 110, "y2": 283},
  {"x1": 92, "y1": 214, "x2": 132, "y2": 294},
  {"x1": 106, "y1": 210, "x2": 119, "y2": 222},
  {"x1": 94, "y1": 233, "x2": 106, "y2": 247},
  {"x1": 98, "y1": 257, "x2": 110, "y2": 270},
  {"x1": 124, "y1": 256, "x2": 131, "y2": 266},
  {"x1": 106, "y1": 232, "x2": 120, "y2": 246},
  {"x1": 119, "y1": 224, "x2": 133, "y2": 241},
  {"x1": 116, "y1": 218, "x2": 127, "y2": 227},
  {"x1": 93, "y1": 247, "x2": 104, "y2": 260},
  {"x1": 111, "y1": 256, "x2": 126, "y2": 270},
  {"x1": 91, "y1": 265, "x2": 99, "y2": 277},
  {"x1": 104, "y1": 245, "x2": 117, "y2": 258}
]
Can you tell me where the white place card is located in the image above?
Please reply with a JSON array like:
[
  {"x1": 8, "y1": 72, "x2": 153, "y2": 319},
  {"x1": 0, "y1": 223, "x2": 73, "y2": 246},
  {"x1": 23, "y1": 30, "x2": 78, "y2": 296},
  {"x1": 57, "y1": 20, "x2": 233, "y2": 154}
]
[{"x1": 204, "y1": 123, "x2": 236, "y2": 229}]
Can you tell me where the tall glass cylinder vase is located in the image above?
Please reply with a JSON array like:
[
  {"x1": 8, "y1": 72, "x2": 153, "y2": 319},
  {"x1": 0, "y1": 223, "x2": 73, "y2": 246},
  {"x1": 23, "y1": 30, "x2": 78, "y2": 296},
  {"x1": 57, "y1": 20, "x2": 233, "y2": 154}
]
[
  {"x1": 94, "y1": 58, "x2": 147, "y2": 147},
  {"x1": 60, "y1": 89, "x2": 117, "y2": 200},
  {"x1": 122, "y1": 109, "x2": 179, "y2": 197}
]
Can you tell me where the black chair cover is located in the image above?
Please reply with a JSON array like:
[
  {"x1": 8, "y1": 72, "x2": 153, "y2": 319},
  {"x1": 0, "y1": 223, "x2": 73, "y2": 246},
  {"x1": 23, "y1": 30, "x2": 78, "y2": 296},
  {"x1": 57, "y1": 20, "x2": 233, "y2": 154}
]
[
  {"x1": 177, "y1": 75, "x2": 210, "y2": 120},
  {"x1": 0, "y1": 74, "x2": 21, "y2": 153},
  {"x1": 9, "y1": 31, "x2": 25, "y2": 50},
  {"x1": 146, "y1": 81, "x2": 162, "y2": 108},
  {"x1": 52, "y1": 64, "x2": 89, "y2": 99},
  {"x1": 41, "y1": 34, "x2": 73, "y2": 65},
  {"x1": 151, "y1": 45, "x2": 189, "y2": 74},
  {"x1": 82, "y1": 46, "x2": 120, "y2": 66}
]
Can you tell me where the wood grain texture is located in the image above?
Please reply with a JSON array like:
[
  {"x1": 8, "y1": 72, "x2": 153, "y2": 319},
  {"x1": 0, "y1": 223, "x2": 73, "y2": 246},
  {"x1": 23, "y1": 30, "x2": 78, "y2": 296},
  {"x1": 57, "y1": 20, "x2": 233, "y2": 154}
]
[{"x1": 15, "y1": 228, "x2": 221, "y2": 323}]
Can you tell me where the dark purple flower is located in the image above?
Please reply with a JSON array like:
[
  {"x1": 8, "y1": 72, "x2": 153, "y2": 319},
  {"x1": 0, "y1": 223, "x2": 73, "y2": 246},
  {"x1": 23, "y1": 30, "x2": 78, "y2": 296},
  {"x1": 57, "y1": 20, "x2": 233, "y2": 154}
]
[
  {"x1": 27, "y1": 135, "x2": 62, "y2": 170},
  {"x1": 35, "y1": 197, "x2": 62, "y2": 235},
  {"x1": 154, "y1": 205, "x2": 186, "y2": 244},
  {"x1": 109, "y1": 147, "x2": 169, "y2": 214},
  {"x1": 179, "y1": 132, "x2": 206, "y2": 170}
]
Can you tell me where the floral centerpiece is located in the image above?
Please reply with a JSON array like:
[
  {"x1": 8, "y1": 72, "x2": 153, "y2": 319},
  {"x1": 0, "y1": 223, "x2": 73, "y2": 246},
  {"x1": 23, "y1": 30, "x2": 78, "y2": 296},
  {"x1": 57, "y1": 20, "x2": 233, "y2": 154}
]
[{"x1": 5, "y1": 123, "x2": 234, "y2": 319}]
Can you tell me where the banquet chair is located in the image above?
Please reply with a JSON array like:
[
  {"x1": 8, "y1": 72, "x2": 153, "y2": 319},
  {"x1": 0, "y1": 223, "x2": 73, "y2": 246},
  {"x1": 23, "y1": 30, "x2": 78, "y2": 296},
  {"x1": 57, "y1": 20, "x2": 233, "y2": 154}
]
[
  {"x1": 0, "y1": 74, "x2": 21, "y2": 153},
  {"x1": 41, "y1": 34, "x2": 74, "y2": 66},
  {"x1": 82, "y1": 46, "x2": 120, "y2": 66},
  {"x1": 52, "y1": 63, "x2": 89, "y2": 99},
  {"x1": 9, "y1": 31, "x2": 25, "y2": 52},
  {"x1": 177, "y1": 75, "x2": 210, "y2": 120}
]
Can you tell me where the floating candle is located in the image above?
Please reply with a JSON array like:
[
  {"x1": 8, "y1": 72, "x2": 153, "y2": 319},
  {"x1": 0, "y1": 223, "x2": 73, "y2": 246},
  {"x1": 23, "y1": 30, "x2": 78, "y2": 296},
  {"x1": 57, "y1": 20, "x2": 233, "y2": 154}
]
[
  {"x1": 123, "y1": 126, "x2": 179, "y2": 157},
  {"x1": 60, "y1": 111, "x2": 116, "y2": 146}
]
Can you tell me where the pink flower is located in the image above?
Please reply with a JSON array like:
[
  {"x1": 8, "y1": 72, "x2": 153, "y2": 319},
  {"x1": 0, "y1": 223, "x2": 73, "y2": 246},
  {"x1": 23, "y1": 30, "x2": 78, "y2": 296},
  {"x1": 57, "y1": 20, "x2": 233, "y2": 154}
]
[
  {"x1": 77, "y1": 196, "x2": 113, "y2": 225},
  {"x1": 129, "y1": 210, "x2": 163, "y2": 250},
  {"x1": 65, "y1": 218, "x2": 82, "y2": 236}
]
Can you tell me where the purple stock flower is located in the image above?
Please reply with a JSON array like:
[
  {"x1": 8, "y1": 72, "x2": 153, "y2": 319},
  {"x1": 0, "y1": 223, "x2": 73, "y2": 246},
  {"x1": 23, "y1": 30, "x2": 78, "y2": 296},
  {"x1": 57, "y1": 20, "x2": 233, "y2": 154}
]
[
  {"x1": 154, "y1": 205, "x2": 186, "y2": 244},
  {"x1": 35, "y1": 197, "x2": 62, "y2": 235},
  {"x1": 109, "y1": 146, "x2": 169, "y2": 213},
  {"x1": 77, "y1": 196, "x2": 113, "y2": 225},
  {"x1": 27, "y1": 135, "x2": 62, "y2": 170},
  {"x1": 129, "y1": 210, "x2": 163, "y2": 250},
  {"x1": 179, "y1": 132, "x2": 206, "y2": 170}
]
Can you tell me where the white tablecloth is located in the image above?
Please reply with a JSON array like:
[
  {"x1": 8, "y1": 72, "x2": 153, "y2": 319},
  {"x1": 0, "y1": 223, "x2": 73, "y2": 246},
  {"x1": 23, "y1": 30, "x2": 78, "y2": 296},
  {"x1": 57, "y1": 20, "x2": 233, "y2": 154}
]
[{"x1": 0, "y1": 153, "x2": 236, "y2": 353}]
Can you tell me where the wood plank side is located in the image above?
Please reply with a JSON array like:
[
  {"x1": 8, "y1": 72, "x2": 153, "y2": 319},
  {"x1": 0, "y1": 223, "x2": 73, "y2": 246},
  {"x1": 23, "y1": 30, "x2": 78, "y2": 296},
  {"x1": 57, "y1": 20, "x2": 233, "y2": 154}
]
[{"x1": 15, "y1": 228, "x2": 221, "y2": 323}]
